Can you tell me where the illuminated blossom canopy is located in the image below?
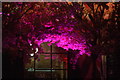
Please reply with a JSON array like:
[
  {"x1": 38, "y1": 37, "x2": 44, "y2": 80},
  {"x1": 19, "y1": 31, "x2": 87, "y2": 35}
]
[
  {"x1": 3, "y1": 2, "x2": 119, "y2": 65},
  {"x1": 17, "y1": 2, "x2": 91, "y2": 55}
]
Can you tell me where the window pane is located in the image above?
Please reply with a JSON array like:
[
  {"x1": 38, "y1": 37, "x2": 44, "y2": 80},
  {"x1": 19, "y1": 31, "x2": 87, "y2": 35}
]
[
  {"x1": 25, "y1": 57, "x2": 34, "y2": 69},
  {"x1": 24, "y1": 57, "x2": 35, "y2": 79},
  {"x1": 35, "y1": 54, "x2": 51, "y2": 69},
  {"x1": 35, "y1": 70, "x2": 52, "y2": 79},
  {"x1": 40, "y1": 42, "x2": 51, "y2": 53},
  {"x1": 52, "y1": 54, "x2": 68, "y2": 69},
  {"x1": 52, "y1": 70, "x2": 68, "y2": 80}
]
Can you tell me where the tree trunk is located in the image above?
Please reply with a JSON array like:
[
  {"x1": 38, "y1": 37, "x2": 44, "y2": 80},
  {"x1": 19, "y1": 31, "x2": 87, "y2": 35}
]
[{"x1": 91, "y1": 53, "x2": 100, "y2": 80}]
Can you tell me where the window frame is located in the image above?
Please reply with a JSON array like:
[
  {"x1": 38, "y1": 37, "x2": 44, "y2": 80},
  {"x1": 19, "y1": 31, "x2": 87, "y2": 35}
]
[{"x1": 31, "y1": 45, "x2": 68, "y2": 79}]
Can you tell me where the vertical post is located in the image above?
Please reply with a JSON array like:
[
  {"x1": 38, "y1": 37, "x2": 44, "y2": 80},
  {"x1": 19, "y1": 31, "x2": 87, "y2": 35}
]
[
  {"x1": 50, "y1": 45, "x2": 52, "y2": 79},
  {"x1": 34, "y1": 51, "x2": 36, "y2": 79},
  {"x1": 101, "y1": 55, "x2": 107, "y2": 80}
]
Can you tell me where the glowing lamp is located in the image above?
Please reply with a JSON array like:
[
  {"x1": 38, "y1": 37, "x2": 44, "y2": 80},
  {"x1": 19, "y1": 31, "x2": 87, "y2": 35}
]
[{"x1": 30, "y1": 53, "x2": 34, "y2": 56}]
